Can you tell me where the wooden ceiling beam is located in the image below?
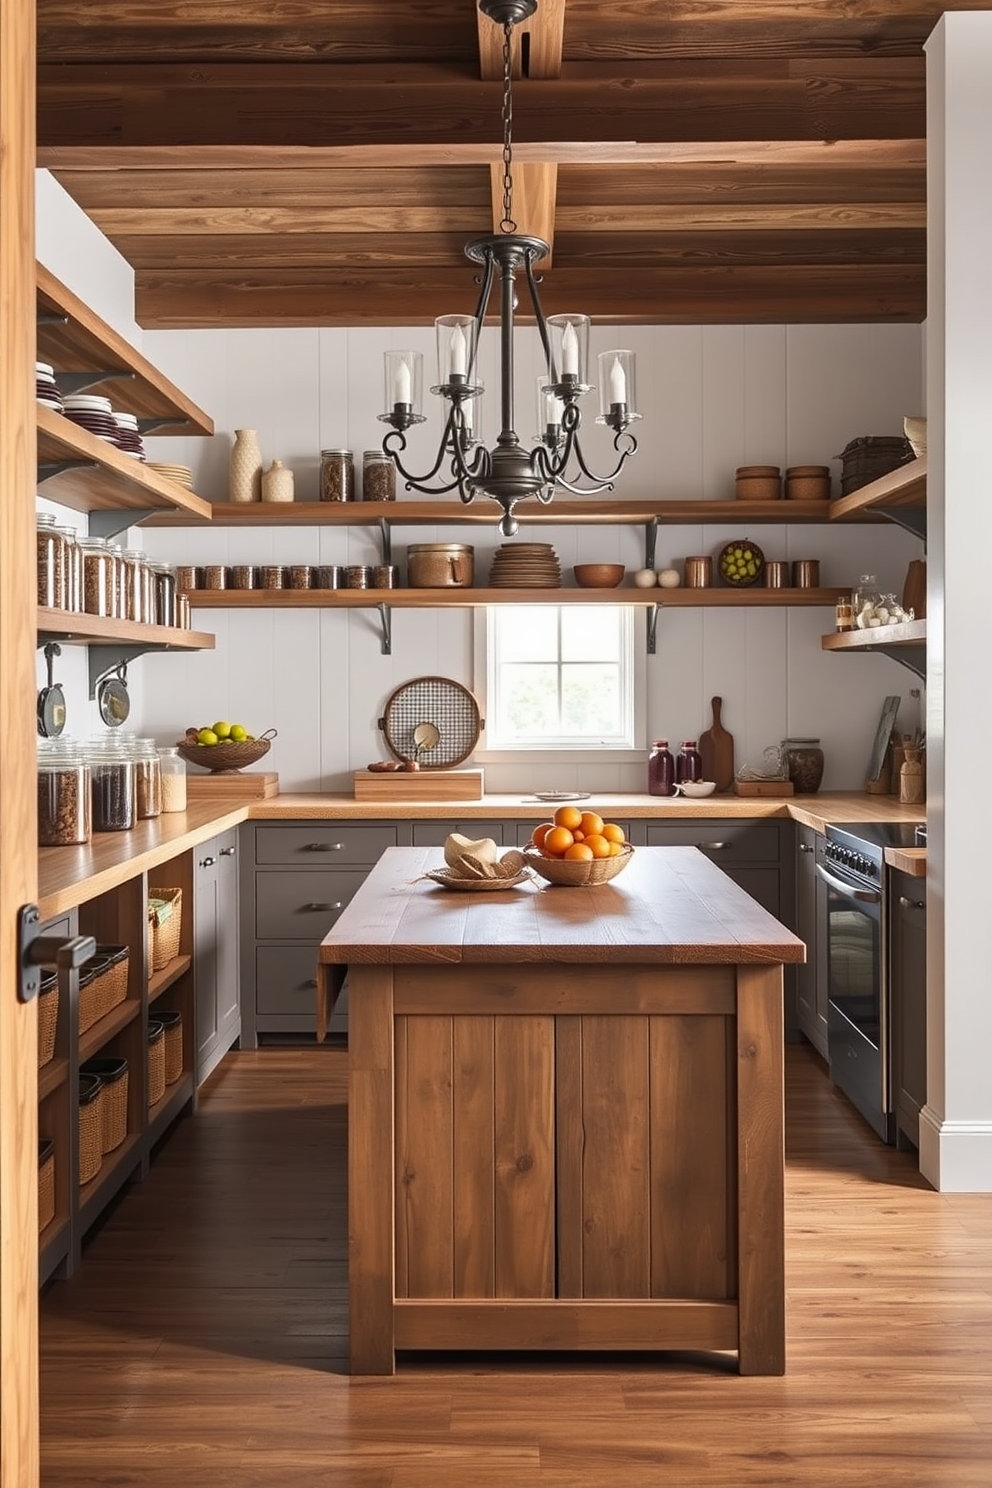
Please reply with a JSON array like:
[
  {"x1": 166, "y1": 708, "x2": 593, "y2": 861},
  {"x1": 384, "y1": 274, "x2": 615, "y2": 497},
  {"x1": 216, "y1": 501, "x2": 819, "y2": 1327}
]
[
  {"x1": 477, "y1": 0, "x2": 566, "y2": 80},
  {"x1": 489, "y1": 162, "x2": 558, "y2": 265},
  {"x1": 132, "y1": 263, "x2": 925, "y2": 328}
]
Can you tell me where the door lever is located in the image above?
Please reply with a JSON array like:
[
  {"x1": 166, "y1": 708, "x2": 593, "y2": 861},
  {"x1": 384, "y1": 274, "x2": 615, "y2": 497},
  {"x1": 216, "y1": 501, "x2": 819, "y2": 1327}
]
[{"x1": 18, "y1": 905, "x2": 95, "y2": 1004}]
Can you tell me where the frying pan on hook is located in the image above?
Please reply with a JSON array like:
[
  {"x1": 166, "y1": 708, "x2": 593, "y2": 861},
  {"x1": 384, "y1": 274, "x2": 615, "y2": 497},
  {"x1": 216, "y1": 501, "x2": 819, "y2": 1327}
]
[
  {"x1": 37, "y1": 643, "x2": 67, "y2": 738},
  {"x1": 96, "y1": 661, "x2": 131, "y2": 728}
]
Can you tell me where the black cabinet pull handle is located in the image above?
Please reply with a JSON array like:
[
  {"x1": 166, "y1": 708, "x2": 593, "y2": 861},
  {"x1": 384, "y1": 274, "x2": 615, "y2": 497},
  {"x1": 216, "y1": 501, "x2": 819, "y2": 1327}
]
[
  {"x1": 899, "y1": 895, "x2": 926, "y2": 910},
  {"x1": 308, "y1": 842, "x2": 343, "y2": 852},
  {"x1": 799, "y1": 842, "x2": 814, "y2": 853},
  {"x1": 200, "y1": 855, "x2": 216, "y2": 867},
  {"x1": 304, "y1": 902, "x2": 343, "y2": 912},
  {"x1": 219, "y1": 846, "x2": 236, "y2": 857}
]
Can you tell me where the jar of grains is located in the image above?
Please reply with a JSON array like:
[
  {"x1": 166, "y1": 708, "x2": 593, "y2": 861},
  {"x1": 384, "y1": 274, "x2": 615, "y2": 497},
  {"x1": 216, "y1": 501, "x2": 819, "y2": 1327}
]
[
  {"x1": 37, "y1": 514, "x2": 68, "y2": 609},
  {"x1": 362, "y1": 450, "x2": 396, "y2": 502},
  {"x1": 320, "y1": 449, "x2": 354, "y2": 502},
  {"x1": 157, "y1": 747, "x2": 187, "y2": 812},
  {"x1": 133, "y1": 738, "x2": 163, "y2": 819},
  {"x1": 55, "y1": 526, "x2": 82, "y2": 611},
  {"x1": 85, "y1": 739, "x2": 135, "y2": 832},
  {"x1": 122, "y1": 549, "x2": 152, "y2": 623},
  {"x1": 79, "y1": 537, "x2": 114, "y2": 617},
  {"x1": 106, "y1": 544, "x2": 127, "y2": 618},
  {"x1": 37, "y1": 739, "x2": 91, "y2": 846}
]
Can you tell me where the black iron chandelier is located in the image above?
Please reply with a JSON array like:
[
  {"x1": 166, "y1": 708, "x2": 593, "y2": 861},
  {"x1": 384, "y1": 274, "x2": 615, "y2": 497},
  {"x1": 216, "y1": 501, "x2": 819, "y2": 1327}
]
[{"x1": 378, "y1": 0, "x2": 640, "y2": 538}]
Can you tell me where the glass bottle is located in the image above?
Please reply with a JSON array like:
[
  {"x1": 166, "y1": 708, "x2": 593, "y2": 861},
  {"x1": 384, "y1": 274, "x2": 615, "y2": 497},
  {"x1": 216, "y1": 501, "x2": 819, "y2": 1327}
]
[
  {"x1": 158, "y1": 746, "x2": 187, "y2": 813},
  {"x1": 676, "y1": 740, "x2": 703, "y2": 784},
  {"x1": 648, "y1": 739, "x2": 676, "y2": 797}
]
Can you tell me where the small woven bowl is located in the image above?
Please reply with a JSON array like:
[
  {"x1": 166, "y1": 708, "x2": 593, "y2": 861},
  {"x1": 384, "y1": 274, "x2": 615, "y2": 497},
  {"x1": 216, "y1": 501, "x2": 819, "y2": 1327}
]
[
  {"x1": 176, "y1": 736, "x2": 272, "y2": 774},
  {"x1": 523, "y1": 844, "x2": 634, "y2": 886},
  {"x1": 717, "y1": 539, "x2": 765, "y2": 587}
]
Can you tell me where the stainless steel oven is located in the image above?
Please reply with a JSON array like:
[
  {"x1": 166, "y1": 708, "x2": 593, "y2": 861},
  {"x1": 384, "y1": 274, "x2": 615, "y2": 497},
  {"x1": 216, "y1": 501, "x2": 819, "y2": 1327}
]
[{"x1": 817, "y1": 822, "x2": 923, "y2": 1144}]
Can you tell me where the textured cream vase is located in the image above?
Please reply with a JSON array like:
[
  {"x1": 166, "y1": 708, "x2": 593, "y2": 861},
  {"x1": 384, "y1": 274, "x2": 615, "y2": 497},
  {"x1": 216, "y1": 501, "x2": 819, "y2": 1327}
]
[
  {"x1": 230, "y1": 428, "x2": 262, "y2": 502},
  {"x1": 261, "y1": 458, "x2": 294, "y2": 503}
]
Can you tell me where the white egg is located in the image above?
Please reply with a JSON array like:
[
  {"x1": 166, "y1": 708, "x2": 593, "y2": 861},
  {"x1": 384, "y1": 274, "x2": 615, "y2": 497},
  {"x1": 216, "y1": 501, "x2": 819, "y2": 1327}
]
[
  {"x1": 657, "y1": 569, "x2": 681, "y2": 589},
  {"x1": 633, "y1": 568, "x2": 657, "y2": 588}
]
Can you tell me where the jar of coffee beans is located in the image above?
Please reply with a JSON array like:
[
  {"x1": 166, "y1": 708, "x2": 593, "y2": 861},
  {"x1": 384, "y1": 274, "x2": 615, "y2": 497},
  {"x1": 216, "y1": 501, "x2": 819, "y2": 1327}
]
[
  {"x1": 37, "y1": 740, "x2": 91, "y2": 846},
  {"x1": 320, "y1": 449, "x2": 354, "y2": 502},
  {"x1": 37, "y1": 514, "x2": 68, "y2": 609},
  {"x1": 85, "y1": 738, "x2": 136, "y2": 832},
  {"x1": 362, "y1": 450, "x2": 396, "y2": 502}
]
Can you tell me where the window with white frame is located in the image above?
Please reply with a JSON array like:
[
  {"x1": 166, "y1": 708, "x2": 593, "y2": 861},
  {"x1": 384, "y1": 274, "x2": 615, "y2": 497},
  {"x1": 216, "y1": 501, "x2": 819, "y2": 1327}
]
[{"x1": 484, "y1": 605, "x2": 637, "y2": 751}]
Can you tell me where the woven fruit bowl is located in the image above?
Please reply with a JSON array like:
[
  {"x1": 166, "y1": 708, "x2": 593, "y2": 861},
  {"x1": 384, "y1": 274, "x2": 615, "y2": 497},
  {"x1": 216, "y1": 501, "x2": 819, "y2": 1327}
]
[
  {"x1": 176, "y1": 730, "x2": 275, "y2": 774},
  {"x1": 717, "y1": 539, "x2": 765, "y2": 587},
  {"x1": 523, "y1": 844, "x2": 634, "y2": 886}
]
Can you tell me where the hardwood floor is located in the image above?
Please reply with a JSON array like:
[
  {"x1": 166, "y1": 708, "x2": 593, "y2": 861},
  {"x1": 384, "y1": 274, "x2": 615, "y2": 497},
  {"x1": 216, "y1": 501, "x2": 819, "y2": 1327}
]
[{"x1": 39, "y1": 1043, "x2": 992, "y2": 1487}]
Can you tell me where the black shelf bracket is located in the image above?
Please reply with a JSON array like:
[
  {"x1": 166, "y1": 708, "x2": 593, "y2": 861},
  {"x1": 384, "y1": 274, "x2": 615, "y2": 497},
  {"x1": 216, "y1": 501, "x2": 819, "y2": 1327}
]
[
  {"x1": 376, "y1": 603, "x2": 393, "y2": 656},
  {"x1": 88, "y1": 509, "x2": 159, "y2": 540},
  {"x1": 38, "y1": 458, "x2": 99, "y2": 485},
  {"x1": 137, "y1": 416, "x2": 194, "y2": 435},
  {"x1": 85, "y1": 643, "x2": 187, "y2": 697},
  {"x1": 644, "y1": 517, "x2": 659, "y2": 572},
  {"x1": 56, "y1": 369, "x2": 135, "y2": 398},
  {"x1": 872, "y1": 644, "x2": 926, "y2": 680},
  {"x1": 646, "y1": 603, "x2": 659, "y2": 655},
  {"x1": 879, "y1": 506, "x2": 927, "y2": 543},
  {"x1": 377, "y1": 518, "x2": 393, "y2": 566}
]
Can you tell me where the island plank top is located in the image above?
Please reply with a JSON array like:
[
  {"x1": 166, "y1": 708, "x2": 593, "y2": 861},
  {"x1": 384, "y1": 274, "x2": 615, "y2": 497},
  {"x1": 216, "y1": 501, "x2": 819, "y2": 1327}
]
[{"x1": 317, "y1": 844, "x2": 805, "y2": 967}]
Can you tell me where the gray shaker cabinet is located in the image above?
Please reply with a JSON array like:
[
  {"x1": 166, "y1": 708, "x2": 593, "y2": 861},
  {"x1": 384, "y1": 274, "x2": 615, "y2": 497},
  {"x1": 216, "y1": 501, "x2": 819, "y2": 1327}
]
[
  {"x1": 794, "y1": 823, "x2": 829, "y2": 1060},
  {"x1": 194, "y1": 827, "x2": 241, "y2": 1083},
  {"x1": 890, "y1": 869, "x2": 927, "y2": 1150}
]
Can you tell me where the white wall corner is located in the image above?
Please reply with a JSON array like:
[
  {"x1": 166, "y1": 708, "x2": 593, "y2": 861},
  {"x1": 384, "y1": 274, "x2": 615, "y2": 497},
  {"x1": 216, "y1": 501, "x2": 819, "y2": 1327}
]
[
  {"x1": 35, "y1": 170, "x2": 141, "y2": 344},
  {"x1": 919, "y1": 1107, "x2": 992, "y2": 1193}
]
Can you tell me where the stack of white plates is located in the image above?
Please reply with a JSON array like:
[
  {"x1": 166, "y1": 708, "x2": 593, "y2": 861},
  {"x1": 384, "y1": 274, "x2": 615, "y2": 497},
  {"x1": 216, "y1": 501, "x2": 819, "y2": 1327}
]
[
  {"x1": 488, "y1": 543, "x2": 562, "y2": 588},
  {"x1": 36, "y1": 362, "x2": 63, "y2": 414},
  {"x1": 113, "y1": 410, "x2": 146, "y2": 460},
  {"x1": 147, "y1": 462, "x2": 194, "y2": 488}
]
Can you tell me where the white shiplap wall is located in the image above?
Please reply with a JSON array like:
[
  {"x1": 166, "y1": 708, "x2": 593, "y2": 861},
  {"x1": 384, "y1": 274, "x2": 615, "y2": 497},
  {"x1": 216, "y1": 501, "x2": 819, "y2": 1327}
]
[{"x1": 132, "y1": 321, "x2": 925, "y2": 793}]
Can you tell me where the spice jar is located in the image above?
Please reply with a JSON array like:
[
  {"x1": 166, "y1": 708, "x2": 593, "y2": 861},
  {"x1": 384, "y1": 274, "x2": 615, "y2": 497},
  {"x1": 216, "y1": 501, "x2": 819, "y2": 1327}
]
[
  {"x1": 362, "y1": 450, "x2": 396, "y2": 502},
  {"x1": 287, "y1": 565, "x2": 312, "y2": 590},
  {"x1": 259, "y1": 565, "x2": 284, "y2": 589},
  {"x1": 37, "y1": 740, "x2": 91, "y2": 846},
  {"x1": 835, "y1": 595, "x2": 854, "y2": 632},
  {"x1": 648, "y1": 739, "x2": 676, "y2": 797},
  {"x1": 158, "y1": 747, "x2": 187, "y2": 813},
  {"x1": 320, "y1": 449, "x2": 354, "y2": 502},
  {"x1": 175, "y1": 565, "x2": 198, "y2": 593},
  {"x1": 314, "y1": 565, "x2": 342, "y2": 589},
  {"x1": 230, "y1": 565, "x2": 256, "y2": 590},
  {"x1": 782, "y1": 738, "x2": 824, "y2": 794},
  {"x1": 202, "y1": 564, "x2": 228, "y2": 590},
  {"x1": 344, "y1": 565, "x2": 371, "y2": 589},
  {"x1": 79, "y1": 536, "x2": 114, "y2": 617},
  {"x1": 133, "y1": 738, "x2": 163, "y2": 819},
  {"x1": 407, "y1": 543, "x2": 474, "y2": 588},
  {"x1": 37, "y1": 514, "x2": 68, "y2": 609}
]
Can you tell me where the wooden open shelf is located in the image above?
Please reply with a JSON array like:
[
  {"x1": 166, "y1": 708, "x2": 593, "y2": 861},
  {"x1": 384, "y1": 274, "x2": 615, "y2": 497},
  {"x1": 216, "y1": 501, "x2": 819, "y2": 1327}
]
[
  {"x1": 37, "y1": 606, "x2": 215, "y2": 652},
  {"x1": 37, "y1": 263, "x2": 213, "y2": 437},
  {"x1": 188, "y1": 584, "x2": 846, "y2": 610},
  {"x1": 821, "y1": 617, "x2": 926, "y2": 655},
  {"x1": 828, "y1": 456, "x2": 927, "y2": 521},
  {"x1": 149, "y1": 954, "x2": 192, "y2": 1004},
  {"x1": 79, "y1": 998, "x2": 141, "y2": 1065},
  {"x1": 38, "y1": 1056, "x2": 68, "y2": 1103}
]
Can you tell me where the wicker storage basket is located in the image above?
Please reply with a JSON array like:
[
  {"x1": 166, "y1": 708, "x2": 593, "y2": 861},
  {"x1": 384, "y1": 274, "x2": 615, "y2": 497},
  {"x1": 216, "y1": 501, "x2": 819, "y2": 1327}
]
[
  {"x1": 147, "y1": 1020, "x2": 166, "y2": 1107},
  {"x1": 523, "y1": 844, "x2": 634, "y2": 886},
  {"x1": 38, "y1": 1139, "x2": 55, "y2": 1232},
  {"x1": 837, "y1": 436, "x2": 914, "y2": 495},
  {"x1": 38, "y1": 971, "x2": 58, "y2": 1067},
  {"x1": 147, "y1": 889, "x2": 182, "y2": 972},
  {"x1": 80, "y1": 1056, "x2": 129, "y2": 1153},
  {"x1": 89, "y1": 945, "x2": 129, "y2": 1021},
  {"x1": 77, "y1": 966, "x2": 101, "y2": 1036},
  {"x1": 78, "y1": 1073, "x2": 104, "y2": 1185},
  {"x1": 155, "y1": 1009, "x2": 184, "y2": 1084}
]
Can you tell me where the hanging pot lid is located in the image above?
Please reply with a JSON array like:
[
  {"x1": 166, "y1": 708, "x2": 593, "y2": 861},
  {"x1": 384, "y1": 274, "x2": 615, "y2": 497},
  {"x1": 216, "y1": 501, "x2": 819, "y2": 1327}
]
[
  {"x1": 96, "y1": 661, "x2": 131, "y2": 728},
  {"x1": 378, "y1": 676, "x2": 482, "y2": 768},
  {"x1": 37, "y1": 643, "x2": 67, "y2": 739}
]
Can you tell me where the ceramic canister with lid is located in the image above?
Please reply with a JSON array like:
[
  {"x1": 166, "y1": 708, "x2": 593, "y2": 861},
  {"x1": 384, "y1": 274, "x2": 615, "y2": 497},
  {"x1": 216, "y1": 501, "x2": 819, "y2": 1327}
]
[
  {"x1": 782, "y1": 738, "x2": 824, "y2": 794},
  {"x1": 407, "y1": 543, "x2": 474, "y2": 588}
]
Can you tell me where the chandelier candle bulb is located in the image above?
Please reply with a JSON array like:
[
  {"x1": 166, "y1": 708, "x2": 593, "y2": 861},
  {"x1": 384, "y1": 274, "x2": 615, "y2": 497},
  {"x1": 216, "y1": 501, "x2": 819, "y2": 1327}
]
[
  {"x1": 561, "y1": 321, "x2": 579, "y2": 376},
  {"x1": 609, "y1": 356, "x2": 626, "y2": 406},
  {"x1": 450, "y1": 324, "x2": 467, "y2": 378}
]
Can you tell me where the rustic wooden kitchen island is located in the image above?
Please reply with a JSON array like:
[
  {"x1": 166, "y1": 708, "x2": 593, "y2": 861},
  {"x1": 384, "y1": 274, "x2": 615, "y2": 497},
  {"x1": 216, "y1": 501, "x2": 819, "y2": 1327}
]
[{"x1": 317, "y1": 844, "x2": 805, "y2": 1376}]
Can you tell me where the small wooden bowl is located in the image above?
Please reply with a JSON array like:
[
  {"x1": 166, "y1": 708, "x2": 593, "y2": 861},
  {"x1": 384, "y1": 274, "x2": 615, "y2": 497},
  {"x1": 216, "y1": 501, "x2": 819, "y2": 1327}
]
[
  {"x1": 717, "y1": 540, "x2": 765, "y2": 587},
  {"x1": 176, "y1": 737, "x2": 272, "y2": 773},
  {"x1": 573, "y1": 563, "x2": 625, "y2": 588},
  {"x1": 523, "y1": 844, "x2": 634, "y2": 886}
]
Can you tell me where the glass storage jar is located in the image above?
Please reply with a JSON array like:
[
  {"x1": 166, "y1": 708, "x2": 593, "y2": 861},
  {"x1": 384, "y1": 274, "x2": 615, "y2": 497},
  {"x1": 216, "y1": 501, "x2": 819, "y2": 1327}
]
[
  {"x1": 158, "y1": 746, "x2": 187, "y2": 812},
  {"x1": 152, "y1": 563, "x2": 178, "y2": 627},
  {"x1": 106, "y1": 543, "x2": 127, "y2": 618},
  {"x1": 85, "y1": 738, "x2": 136, "y2": 832},
  {"x1": 320, "y1": 449, "x2": 354, "y2": 502},
  {"x1": 133, "y1": 738, "x2": 163, "y2": 819},
  {"x1": 852, "y1": 573, "x2": 882, "y2": 629},
  {"x1": 37, "y1": 513, "x2": 68, "y2": 609},
  {"x1": 362, "y1": 450, "x2": 396, "y2": 502},
  {"x1": 37, "y1": 739, "x2": 91, "y2": 846},
  {"x1": 676, "y1": 740, "x2": 702, "y2": 784},
  {"x1": 79, "y1": 536, "x2": 114, "y2": 617},
  {"x1": 648, "y1": 739, "x2": 676, "y2": 797},
  {"x1": 55, "y1": 525, "x2": 82, "y2": 611},
  {"x1": 782, "y1": 738, "x2": 824, "y2": 794},
  {"x1": 122, "y1": 549, "x2": 153, "y2": 623}
]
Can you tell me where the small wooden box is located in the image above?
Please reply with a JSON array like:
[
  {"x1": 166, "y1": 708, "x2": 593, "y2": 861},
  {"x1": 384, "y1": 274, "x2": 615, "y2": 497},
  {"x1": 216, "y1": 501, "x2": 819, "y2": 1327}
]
[
  {"x1": 734, "y1": 779, "x2": 794, "y2": 797},
  {"x1": 353, "y1": 768, "x2": 484, "y2": 802},
  {"x1": 185, "y1": 771, "x2": 280, "y2": 800}
]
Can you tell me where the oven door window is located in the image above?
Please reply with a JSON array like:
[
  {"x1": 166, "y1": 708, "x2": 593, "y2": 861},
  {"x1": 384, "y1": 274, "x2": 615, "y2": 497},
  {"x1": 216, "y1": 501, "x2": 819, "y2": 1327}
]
[{"x1": 825, "y1": 887, "x2": 881, "y2": 1047}]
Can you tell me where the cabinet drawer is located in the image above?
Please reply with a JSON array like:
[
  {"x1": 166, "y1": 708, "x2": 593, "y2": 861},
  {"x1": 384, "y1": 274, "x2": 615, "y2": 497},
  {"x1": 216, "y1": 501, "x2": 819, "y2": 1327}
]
[
  {"x1": 255, "y1": 870, "x2": 367, "y2": 940},
  {"x1": 645, "y1": 822, "x2": 780, "y2": 862},
  {"x1": 255, "y1": 824, "x2": 397, "y2": 867},
  {"x1": 256, "y1": 946, "x2": 323, "y2": 1017},
  {"x1": 412, "y1": 821, "x2": 506, "y2": 847}
]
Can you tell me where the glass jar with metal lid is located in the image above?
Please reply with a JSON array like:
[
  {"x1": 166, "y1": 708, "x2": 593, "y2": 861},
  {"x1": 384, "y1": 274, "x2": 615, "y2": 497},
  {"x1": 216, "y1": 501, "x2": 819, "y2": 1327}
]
[
  {"x1": 320, "y1": 449, "x2": 354, "y2": 502},
  {"x1": 37, "y1": 739, "x2": 91, "y2": 846},
  {"x1": 79, "y1": 536, "x2": 114, "y2": 617},
  {"x1": 407, "y1": 542, "x2": 474, "y2": 588},
  {"x1": 121, "y1": 549, "x2": 153, "y2": 624},
  {"x1": 362, "y1": 450, "x2": 396, "y2": 502},
  {"x1": 37, "y1": 513, "x2": 68, "y2": 609},
  {"x1": 84, "y1": 736, "x2": 136, "y2": 832},
  {"x1": 55, "y1": 525, "x2": 83, "y2": 611},
  {"x1": 151, "y1": 563, "x2": 178, "y2": 627},
  {"x1": 158, "y1": 746, "x2": 187, "y2": 813},
  {"x1": 106, "y1": 543, "x2": 127, "y2": 618},
  {"x1": 132, "y1": 737, "x2": 163, "y2": 819}
]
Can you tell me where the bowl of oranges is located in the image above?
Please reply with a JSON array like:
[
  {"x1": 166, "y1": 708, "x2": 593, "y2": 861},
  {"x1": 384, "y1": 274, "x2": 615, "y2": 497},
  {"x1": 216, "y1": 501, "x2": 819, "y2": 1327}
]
[{"x1": 524, "y1": 805, "x2": 634, "y2": 886}]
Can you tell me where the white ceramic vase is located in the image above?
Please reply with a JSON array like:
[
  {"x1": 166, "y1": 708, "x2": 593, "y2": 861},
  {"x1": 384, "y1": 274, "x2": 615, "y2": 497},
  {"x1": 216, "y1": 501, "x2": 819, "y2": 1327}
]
[
  {"x1": 261, "y1": 458, "x2": 294, "y2": 503},
  {"x1": 230, "y1": 428, "x2": 262, "y2": 502}
]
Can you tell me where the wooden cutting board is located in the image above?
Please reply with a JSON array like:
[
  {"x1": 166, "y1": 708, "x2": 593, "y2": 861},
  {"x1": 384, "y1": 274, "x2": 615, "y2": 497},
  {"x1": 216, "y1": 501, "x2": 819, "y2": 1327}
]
[{"x1": 699, "y1": 696, "x2": 735, "y2": 791}]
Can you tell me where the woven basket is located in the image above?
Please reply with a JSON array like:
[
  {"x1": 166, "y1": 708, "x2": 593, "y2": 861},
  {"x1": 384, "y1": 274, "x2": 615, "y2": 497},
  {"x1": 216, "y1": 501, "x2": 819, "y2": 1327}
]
[
  {"x1": 175, "y1": 734, "x2": 273, "y2": 774},
  {"x1": 38, "y1": 973, "x2": 58, "y2": 1067},
  {"x1": 78, "y1": 967, "x2": 101, "y2": 1036},
  {"x1": 147, "y1": 1021, "x2": 166, "y2": 1107},
  {"x1": 148, "y1": 889, "x2": 182, "y2": 972},
  {"x1": 87, "y1": 945, "x2": 129, "y2": 1024},
  {"x1": 78, "y1": 1074, "x2": 104, "y2": 1185},
  {"x1": 81, "y1": 1057, "x2": 129, "y2": 1153},
  {"x1": 523, "y1": 844, "x2": 634, "y2": 886},
  {"x1": 837, "y1": 436, "x2": 914, "y2": 495},
  {"x1": 717, "y1": 539, "x2": 765, "y2": 587},
  {"x1": 155, "y1": 1009, "x2": 184, "y2": 1084},
  {"x1": 39, "y1": 1139, "x2": 56, "y2": 1232}
]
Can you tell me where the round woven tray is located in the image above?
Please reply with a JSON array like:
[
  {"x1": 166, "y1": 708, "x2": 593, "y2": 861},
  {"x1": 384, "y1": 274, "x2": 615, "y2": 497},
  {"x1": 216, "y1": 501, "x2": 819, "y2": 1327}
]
[
  {"x1": 176, "y1": 734, "x2": 272, "y2": 773},
  {"x1": 523, "y1": 844, "x2": 634, "y2": 886},
  {"x1": 424, "y1": 868, "x2": 532, "y2": 892}
]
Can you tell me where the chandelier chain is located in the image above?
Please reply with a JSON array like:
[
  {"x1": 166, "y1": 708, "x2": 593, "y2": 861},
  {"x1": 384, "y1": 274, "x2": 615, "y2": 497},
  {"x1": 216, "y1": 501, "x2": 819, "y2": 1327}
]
[{"x1": 500, "y1": 21, "x2": 516, "y2": 233}]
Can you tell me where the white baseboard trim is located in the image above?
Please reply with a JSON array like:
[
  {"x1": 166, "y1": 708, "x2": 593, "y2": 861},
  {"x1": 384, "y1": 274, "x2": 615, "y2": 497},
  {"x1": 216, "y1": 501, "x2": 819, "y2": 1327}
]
[{"x1": 918, "y1": 1105, "x2": 992, "y2": 1191}]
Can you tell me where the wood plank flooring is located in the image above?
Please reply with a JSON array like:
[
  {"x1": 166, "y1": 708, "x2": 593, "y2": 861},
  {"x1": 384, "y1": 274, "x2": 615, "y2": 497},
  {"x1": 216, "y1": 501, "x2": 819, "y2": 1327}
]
[{"x1": 39, "y1": 1044, "x2": 992, "y2": 1487}]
